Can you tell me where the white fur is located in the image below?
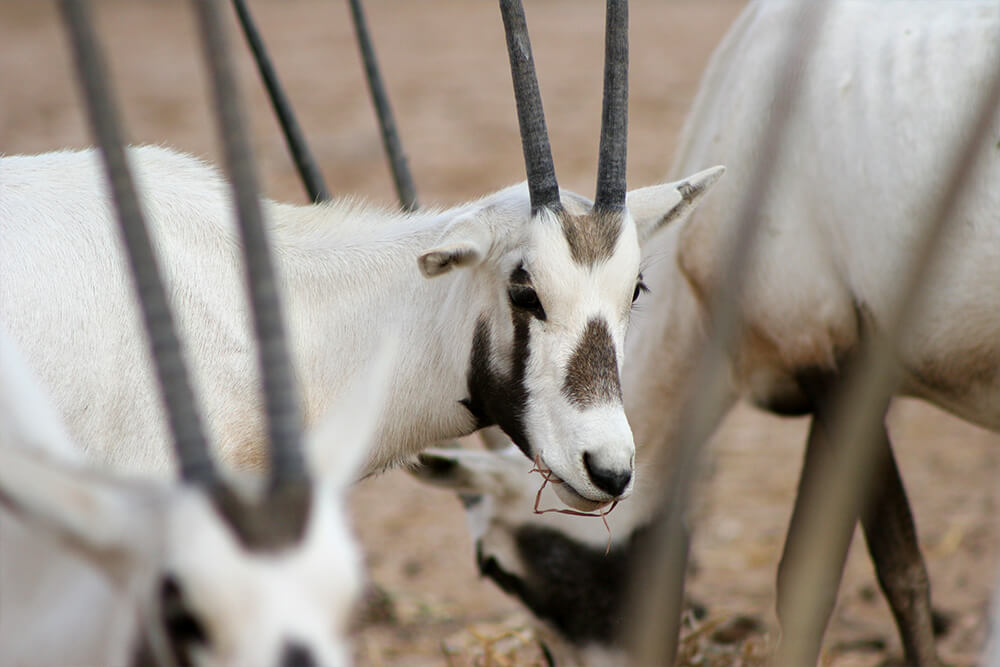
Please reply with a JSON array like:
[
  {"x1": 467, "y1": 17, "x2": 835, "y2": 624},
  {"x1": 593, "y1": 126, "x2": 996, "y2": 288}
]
[
  {"x1": 0, "y1": 146, "x2": 716, "y2": 500},
  {"x1": 0, "y1": 325, "x2": 385, "y2": 666},
  {"x1": 412, "y1": 0, "x2": 1000, "y2": 660},
  {"x1": 0, "y1": 145, "x2": 719, "y2": 662}
]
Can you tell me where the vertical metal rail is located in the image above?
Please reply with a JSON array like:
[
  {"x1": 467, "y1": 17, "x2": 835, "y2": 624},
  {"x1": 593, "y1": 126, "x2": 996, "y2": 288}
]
[
  {"x1": 624, "y1": 2, "x2": 833, "y2": 663},
  {"x1": 57, "y1": 0, "x2": 215, "y2": 486},
  {"x1": 347, "y1": 0, "x2": 419, "y2": 211},
  {"x1": 190, "y1": 0, "x2": 306, "y2": 486},
  {"x1": 231, "y1": 0, "x2": 332, "y2": 203},
  {"x1": 772, "y1": 46, "x2": 1000, "y2": 666}
]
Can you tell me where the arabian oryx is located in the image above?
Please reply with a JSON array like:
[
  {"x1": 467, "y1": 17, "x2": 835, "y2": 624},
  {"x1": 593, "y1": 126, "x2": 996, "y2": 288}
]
[
  {"x1": 0, "y1": 323, "x2": 391, "y2": 667},
  {"x1": 0, "y1": 0, "x2": 405, "y2": 660},
  {"x1": 412, "y1": 1, "x2": 1000, "y2": 665},
  {"x1": 0, "y1": 1, "x2": 720, "y2": 512}
]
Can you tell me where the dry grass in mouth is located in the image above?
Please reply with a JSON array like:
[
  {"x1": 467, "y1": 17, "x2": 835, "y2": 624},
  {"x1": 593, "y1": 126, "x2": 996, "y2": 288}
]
[{"x1": 529, "y1": 454, "x2": 618, "y2": 554}]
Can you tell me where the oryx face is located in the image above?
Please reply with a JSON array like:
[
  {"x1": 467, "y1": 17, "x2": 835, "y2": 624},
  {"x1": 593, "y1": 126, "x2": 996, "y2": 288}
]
[
  {"x1": 146, "y1": 485, "x2": 360, "y2": 667},
  {"x1": 460, "y1": 194, "x2": 642, "y2": 509}
]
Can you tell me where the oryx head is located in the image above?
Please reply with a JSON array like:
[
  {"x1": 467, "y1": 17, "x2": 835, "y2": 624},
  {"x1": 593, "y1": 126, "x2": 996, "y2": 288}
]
[
  {"x1": 417, "y1": 0, "x2": 721, "y2": 510},
  {"x1": 0, "y1": 325, "x2": 391, "y2": 667},
  {"x1": 410, "y1": 442, "x2": 653, "y2": 660}
]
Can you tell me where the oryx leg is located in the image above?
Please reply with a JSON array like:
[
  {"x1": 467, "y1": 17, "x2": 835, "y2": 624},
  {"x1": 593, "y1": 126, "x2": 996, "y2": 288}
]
[
  {"x1": 860, "y1": 425, "x2": 941, "y2": 666},
  {"x1": 776, "y1": 369, "x2": 939, "y2": 665},
  {"x1": 775, "y1": 373, "x2": 859, "y2": 661}
]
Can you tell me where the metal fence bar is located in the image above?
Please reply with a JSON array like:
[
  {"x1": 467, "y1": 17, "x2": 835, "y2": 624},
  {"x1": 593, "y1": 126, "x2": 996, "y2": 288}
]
[
  {"x1": 57, "y1": 0, "x2": 215, "y2": 486},
  {"x1": 624, "y1": 2, "x2": 834, "y2": 663},
  {"x1": 772, "y1": 45, "x2": 1000, "y2": 666},
  {"x1": 190, "y1": 0, "x2": 305, "y2": 485},
  {"x1": 347, "y1": 0, "x2": 419, "y2": 211},
  {"x1": 231, "y1": 0, "x2": 332, "y2": 204}
]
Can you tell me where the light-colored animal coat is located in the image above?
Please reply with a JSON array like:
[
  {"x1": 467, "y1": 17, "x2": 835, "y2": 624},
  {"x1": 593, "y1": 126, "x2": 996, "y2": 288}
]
[
  {"x1": 0, "y1": 145, "x2": 717, "y2": 505},
  {"x1": 0, "y1": 145, "x2": 720, "y2": 663},
  {"x1": 413, "y1": 0, "x2": 1000, "y2": 662},
  {"x1": 0, "y1": 323, "x2": 391, "y2": 666}
]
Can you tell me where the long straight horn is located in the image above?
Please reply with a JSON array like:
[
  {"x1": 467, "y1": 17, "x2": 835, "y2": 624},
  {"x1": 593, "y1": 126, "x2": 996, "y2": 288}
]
[
  {"x1": 499, "y1": 0, "x2": 561, "y2": 213},
  {"x1": 58, "y1": 0, "x2": 217, "y2": 486},
  {"x1": 191, "y1": 0, "x2": 306, "y2": 492},
  {"x1": 593, "y1": 0, "x2": 628, "y2": 212}
]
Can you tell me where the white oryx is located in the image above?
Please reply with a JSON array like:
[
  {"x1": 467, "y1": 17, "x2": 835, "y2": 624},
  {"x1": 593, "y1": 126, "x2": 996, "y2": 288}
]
[
  {"x1": 0, "y1": 323, "x2": 387, "y2": 667},
  {"x1": 0, "y1": 5, "x2": 719, "y2": 511},
  {"x1": 0, "y1": 0, "x2": 722, "y2": 663},
  {"x1": 412, "y1": 1, "x2": 1000, "y2": 665}
]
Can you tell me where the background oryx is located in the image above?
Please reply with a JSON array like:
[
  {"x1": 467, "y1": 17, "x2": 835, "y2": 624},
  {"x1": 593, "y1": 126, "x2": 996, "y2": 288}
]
[{"x1": 412, "y1": 1, "x2": 1000, "y2": 665}]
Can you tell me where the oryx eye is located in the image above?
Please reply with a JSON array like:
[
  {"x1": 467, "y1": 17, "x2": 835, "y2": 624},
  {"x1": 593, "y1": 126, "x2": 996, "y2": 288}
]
[
  {"x1": 508, "y1": 284, "x2": 546, "y2": 320},
  {"x1": 632, "y1": 280, "x2": 649, "y2": 303},
  {"x1": 508, "y1": 265, "x2": 546, "y2": 320},
  {"x1": 509, "y1": 284, "x2": 540, "y2": 310},
  {"x1": 160, "y1": 576, "x2": 208, "y2": 650}
]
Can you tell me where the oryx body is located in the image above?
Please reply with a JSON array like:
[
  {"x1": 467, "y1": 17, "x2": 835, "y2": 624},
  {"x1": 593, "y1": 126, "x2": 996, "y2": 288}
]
[
  {"x1": 0, "y1": 145, "x2": 717, "y2": 504},
  {"x1": 0, "y1": 0, "x2": 724, "y2": 662},
  {"x1": 413, "y1": 1, "x2": 1000, "y2": 664}
]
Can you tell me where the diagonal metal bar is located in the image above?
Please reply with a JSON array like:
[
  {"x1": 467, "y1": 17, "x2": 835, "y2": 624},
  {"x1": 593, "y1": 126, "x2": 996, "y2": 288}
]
[
  {"x1": 347, "y1": 0, "x2": 418, "y2": 211},
  {"x1": 773, "y1": 41, "x2": 1000, "y2": 666},
  {"x1": 624, "y1": 2, "x2": 834, "y2": 663},
  {"x1": 231, "y1": 0, "x2": 331, "y2": 204},
  {"x1": 190, "y1": 0, "x2": 306, "y2": 487},
  {"x1": 57, "y1": 0, "x2": 216, "y2": 487}
]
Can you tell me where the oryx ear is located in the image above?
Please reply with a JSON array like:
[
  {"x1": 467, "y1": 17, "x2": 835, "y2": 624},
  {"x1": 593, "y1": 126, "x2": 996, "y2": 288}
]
[
  {"x1": 628, "y1": 165, "x2": 725, "y2": 244},
  {"x1": 0, "y1": 327, "x2": 160, "y2": 581},
  {"x1": 409, "y1": 446, "x2": 521, "y2": 496},
  {"x1": 0, "y1": 444, "x2": 162, "y2": 582},
  {"x1": 306, "y1": 336, "x2": 399, "y2": 488},
  {"x1": 418, "y1": 213, "x2": 494, "y2": 277}
]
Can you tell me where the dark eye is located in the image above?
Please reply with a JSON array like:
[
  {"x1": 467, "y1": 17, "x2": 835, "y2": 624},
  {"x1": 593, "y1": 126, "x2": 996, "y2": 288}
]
[
  {"x1": 160, "y1": 576, "x2": 208, "y2": 649},
  {"x1": 633, "y1": 280, "x2": 649, "y2": 303},
  {"x1": 509, "y1": 285, "x2": 540, "y2": 309},
  {"x1": 508, "y1": 284, "x2": 546, "y2": 319}
]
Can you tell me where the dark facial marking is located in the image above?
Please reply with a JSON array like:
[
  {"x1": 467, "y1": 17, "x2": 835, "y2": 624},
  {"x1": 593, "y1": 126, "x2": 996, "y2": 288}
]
[
  {"x1": 459, "y1": 493, "x2": 484, "y2": 509},
  {"x1": 155, "y1": 574, "x2": 209, "y2": 667},
  {"x1": 461, "y1": 314, "x2": 534, "y2": 458},
  {"x1": 475, "y1": 524, "x2": 653, "y2": 644},
  {"x1": 209, "y1": 480, "x2": 312, "y2": 552},
  {"x1": 559, "y1": 209, "x2": 624, "y2": 266},
  {"x1": 562, "y1": 318, "x2": 622, "y2": 408},
  {"x1": 279, "y1": 640, "x2": 318, "y2": 667}
]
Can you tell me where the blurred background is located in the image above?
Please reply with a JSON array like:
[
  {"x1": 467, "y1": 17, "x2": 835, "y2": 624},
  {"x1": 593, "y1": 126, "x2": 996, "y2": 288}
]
[{"x1": 1, "y1": 1, "x2": 997, "y2": 665}]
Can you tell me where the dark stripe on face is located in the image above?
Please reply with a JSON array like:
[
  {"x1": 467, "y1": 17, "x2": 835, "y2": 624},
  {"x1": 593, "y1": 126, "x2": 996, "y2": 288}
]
[
  {"x1": 476, "y1": 523, "x2": 653, "y2": 645},
  {"x1": 562, "y1": 317, "x2": 622, "y2": 408},
  {"x1": 559, "y1": 208, "x2": 623, "y2": 266},
  {"x1": 209, "y1": 481, "x2": 312, "y2": 552},
  {"x1": 461, "y1": 313, "x2": 533, "y2": 458},
  {"x1": 279, "y1": 640, "x2": 318, "y2": 667}
]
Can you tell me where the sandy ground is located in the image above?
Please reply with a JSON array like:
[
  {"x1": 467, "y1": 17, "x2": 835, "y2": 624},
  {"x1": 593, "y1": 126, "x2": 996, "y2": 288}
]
[{"x1": 1, "y1": 1, "x2": 998, "y2": 665}]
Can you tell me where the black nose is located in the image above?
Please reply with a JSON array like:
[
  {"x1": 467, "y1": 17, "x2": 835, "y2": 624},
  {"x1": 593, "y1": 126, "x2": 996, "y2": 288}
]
[
  {"x1": 582, "y1": 452, "x2": 631, "y2": 497},
  {"x1": 279, "y1": 641, "x2": 317, "y2": 667}
]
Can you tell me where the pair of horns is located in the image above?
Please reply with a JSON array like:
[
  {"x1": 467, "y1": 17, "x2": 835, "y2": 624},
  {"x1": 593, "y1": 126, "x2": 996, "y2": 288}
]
[
  {"x1": 59, "y1": 0, "x2": 305, "y2": 497},
  {"x1": 499, "y1": 0, "x2": 628, "y2": 214}
]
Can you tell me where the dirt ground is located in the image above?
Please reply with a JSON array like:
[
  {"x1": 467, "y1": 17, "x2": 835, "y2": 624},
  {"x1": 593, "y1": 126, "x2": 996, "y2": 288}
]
[{"x1": 2, "y1": 1, "x2": 998, "y2": 665}]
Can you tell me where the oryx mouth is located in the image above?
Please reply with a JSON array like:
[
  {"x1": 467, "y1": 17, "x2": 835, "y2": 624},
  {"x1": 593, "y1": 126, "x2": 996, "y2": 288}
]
[
  {"x1": 530, "y1": 454, "x2": 617, "y2": 514},
  {"x1": 530, "y1": 454, "x2": 619, "y2": 554}
]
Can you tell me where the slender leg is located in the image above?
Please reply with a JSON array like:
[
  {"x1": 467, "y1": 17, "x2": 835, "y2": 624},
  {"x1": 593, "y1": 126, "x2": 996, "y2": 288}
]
[
  {"x1": 860, "y1": 426, "x2": 941, "y2": 666},
  {"x1": 775, "y1": 401, "x2": 859, "y2": 662}
]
